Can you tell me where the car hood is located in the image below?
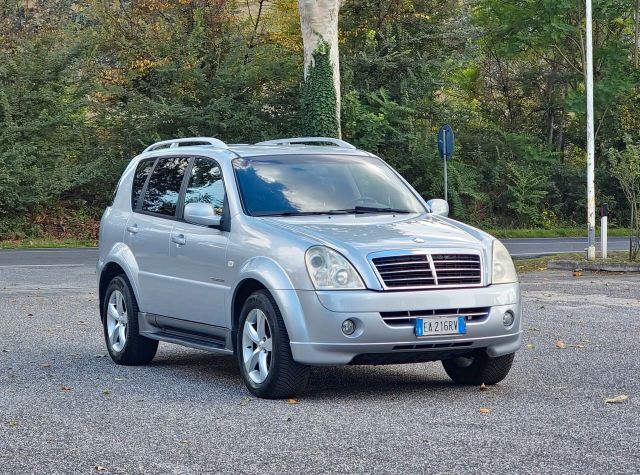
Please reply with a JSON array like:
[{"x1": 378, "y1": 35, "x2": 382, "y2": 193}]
[{"x1": 262, "y1": 213, "x2": 488, "y2": 252}]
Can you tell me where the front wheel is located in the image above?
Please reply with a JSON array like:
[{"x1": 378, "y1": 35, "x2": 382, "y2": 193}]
[
  {"x1": 237, "y1": 290, "x2": 310, "y2": 399},
  {"x1": 442, "y1": 351, "x2": 514, "y2": 385}
]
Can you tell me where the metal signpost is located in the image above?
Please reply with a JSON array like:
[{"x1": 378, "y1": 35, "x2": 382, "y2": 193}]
[{"x1": 438, "y1": 124, "x2": 454, "y2": 202}]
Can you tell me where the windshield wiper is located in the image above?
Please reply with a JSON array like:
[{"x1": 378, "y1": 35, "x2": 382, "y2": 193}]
[
  {"x1": 253, "y1": 210, "x2": 349, "y2": 217},
  {"x1": 329, "y1": 206, "x2": 413, "y2": 214}
]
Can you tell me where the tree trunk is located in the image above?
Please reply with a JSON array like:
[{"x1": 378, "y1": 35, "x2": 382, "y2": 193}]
[
  {"x1": 298, "y1": 0, "x2": 342, "y2": 138},
  {"x1": 635, "y1": 0, "x2": 640, "y2": 68}
]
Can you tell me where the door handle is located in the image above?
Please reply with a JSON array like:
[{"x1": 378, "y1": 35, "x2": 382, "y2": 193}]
[
  {"x1": 126, "y1": 224, "x2": 138, "y2": 234},
  {"x1": 171, "y1": 233, "x2": 186, "y2": 246}
]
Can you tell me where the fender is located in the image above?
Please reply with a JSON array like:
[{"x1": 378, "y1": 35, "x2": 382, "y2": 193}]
[
  {"x1": 99, "y1": 242, "x2": 142, "y2": 306},
  {"x1": 230, "y1": 256, "x2": 311, "y2": 343}
]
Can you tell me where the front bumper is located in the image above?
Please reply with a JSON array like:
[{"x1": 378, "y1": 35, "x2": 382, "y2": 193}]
[{"x1": 279, "y1": 283, "x2": 521, "y2": 366}]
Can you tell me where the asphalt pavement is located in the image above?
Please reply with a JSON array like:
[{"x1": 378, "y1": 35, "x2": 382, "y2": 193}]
[
  {"x1": 0, "y1": 236, "x2": 630, "y2": 267},
  {"x1": 0, "y1": 258, "x2": 638, "y2": 473}
]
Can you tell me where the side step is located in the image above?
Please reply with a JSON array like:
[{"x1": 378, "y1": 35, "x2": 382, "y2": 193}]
[{"x1": 138, "y1": 312, "x2": 234, "y2": 355}]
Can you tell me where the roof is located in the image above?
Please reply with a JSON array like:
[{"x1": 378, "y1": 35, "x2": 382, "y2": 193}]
[{"x1": 136, "y1": 137, "x2": 373, "y2": 162}]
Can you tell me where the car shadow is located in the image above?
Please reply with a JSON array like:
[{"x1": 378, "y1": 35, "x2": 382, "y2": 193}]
[{"x1": 149, "y1": 350, "x2": 461, "y2": 400}]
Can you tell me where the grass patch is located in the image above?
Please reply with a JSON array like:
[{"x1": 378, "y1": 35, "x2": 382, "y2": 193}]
[
  {"x1": 486, "y1": 227, "x2": 631, "y2": 239},
  {"x1": 514, "y1": 251, "x2": 629, "y2": 273},
  {"x1": 0, "y1": 238, "x2": 98, "y2": 249}
]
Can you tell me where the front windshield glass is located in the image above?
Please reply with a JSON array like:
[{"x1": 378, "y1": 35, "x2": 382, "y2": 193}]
[{"x1": 233, "y1": 154, "x2": 425, "y2": 216}]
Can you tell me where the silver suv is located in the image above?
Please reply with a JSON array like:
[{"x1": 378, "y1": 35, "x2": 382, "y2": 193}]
[{"x1": 97, "y1": 136, "x2": 521, "y2": 398}]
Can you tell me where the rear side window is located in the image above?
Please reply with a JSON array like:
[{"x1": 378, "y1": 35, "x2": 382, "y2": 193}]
[
  {"x1": 184, "y1": 158, "x2": 226, "y2": 214},
  {"x1": 131, "y1": 159, "x2": 155, "y2": 210},
  {"x1": 142, "y1": 157, "x2": 189, "y2": 216}
]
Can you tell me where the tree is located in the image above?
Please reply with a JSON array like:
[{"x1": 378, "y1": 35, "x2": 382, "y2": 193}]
[
  {"x1": 608, "y1": 140, "x2": 640, "y2": 260},
  {"x1": 298, "y1": 0, "x2": 342, "y2": 137}
]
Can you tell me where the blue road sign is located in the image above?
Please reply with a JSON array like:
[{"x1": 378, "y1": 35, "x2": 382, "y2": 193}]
[{"x1": 438, "y1": 124, "x2": 454, "y2": 161}]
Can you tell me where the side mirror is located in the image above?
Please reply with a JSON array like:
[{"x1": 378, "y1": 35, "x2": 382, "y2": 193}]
[
  {"x1": 184, "y1": 202, "x2": 222, "y2": 228},
  {"x1": 427, "y1": 199, "x2": 449, "y2": 217}
]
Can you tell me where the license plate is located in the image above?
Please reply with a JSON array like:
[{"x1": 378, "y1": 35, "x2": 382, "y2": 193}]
[{"x1": 415, "y1": 316, "x2": 466, "y2": 337}]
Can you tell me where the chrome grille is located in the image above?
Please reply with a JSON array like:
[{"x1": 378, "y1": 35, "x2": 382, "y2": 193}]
[
  {"x1": 381, "y1": 307, "x2": 491, "y2": 327},
  {"x1": 371, "y1": 252, "x2": 482, "y2": 290}
]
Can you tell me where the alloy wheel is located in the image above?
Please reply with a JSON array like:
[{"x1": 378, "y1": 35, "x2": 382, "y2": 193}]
[
  {"x1": 242, "y1": 308, "x2": 273, "y2": 384},
  {"x1": 106, "y1": 289, "x2": 128, "y2": 352}
]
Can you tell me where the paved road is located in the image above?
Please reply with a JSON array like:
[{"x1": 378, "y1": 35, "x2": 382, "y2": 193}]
[
  {"x1": 1, "y1": 262, "x2": 638, "y2": 473},
  {"x1": 0, "y1": 236, "x2": 630, "y2": 267},
  {"x1": 504, "y1": 236, "x2": 627, "y2": 258}
]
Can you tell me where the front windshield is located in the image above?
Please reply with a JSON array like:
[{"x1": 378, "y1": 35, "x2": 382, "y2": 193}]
[{"x1": 233, "y1": 154, "x2": 425, "y2": 216}]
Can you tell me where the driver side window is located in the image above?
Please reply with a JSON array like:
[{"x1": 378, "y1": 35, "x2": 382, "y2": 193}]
[{"x1": 184, "y1": 158, "x2": 226, "y2": 215}]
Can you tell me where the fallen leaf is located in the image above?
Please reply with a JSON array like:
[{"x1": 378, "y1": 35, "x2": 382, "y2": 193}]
[
  {"x1": 286, "y1": 398, "x2": 299, "y2": 404},
  {"x1": 78, "y1": 321, "x2": 87, "y2": 325},
  {"x1": 95, "y1": 465, "x2": 108, "y2": 472},
  {"x1": 573, "y1": 269, "x2": 583, "y2": 277},
  {"x1": 529, "y1": 327, "x2": 541, "y2": 331},
  {"x1": 555, "y1": 340, "x2": 566, "y2": 349},
  {"x1": 604, "y1": 395, "x2": 628, "y2": 404},
  {"x1": 114, "y1": 377, "x2": 125, "y2": 382},
  {"x1": 239, "y1": 396, "x2": 251, "y2": 406},
  {"x1": 479, "y1": 383, "x2": 488, "y2": 391},
  {"x1": 27, "y1": 313, "x2": 33, "y2": 317},
  {"x1": 527, "y1": 343, "x2": 535, "y2": 350},
  {"x1": 102, "y1": 389, "x2": 111, "y2": 395},
  {"x1": 61, "y1": 386, "x2": 73, "y2": 392},
  {"x1": 8, "y1": 421, "x2": 19, "y2": 427},
  {"x1": 40, "y1": 363, "x2": 51, "y2": 368},
  {"x1": 567, "y1": 344, "x2": 585, "y2": 349},
  {"x1": 286, "y1": 416, "x2": 293, "y2": 422},
  {"x1": 479, "y1": 407, "x2": 491, "y2": 414}
]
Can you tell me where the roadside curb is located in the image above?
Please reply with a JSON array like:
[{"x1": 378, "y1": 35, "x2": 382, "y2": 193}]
[{"x1": 548, "y1": 260, "x2": 640, "y2": 272}]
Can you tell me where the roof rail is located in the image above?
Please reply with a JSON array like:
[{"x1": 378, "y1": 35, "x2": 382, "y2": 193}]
[
  {"x1": 143, "y1": 137, "x2": 228, "y2": 153},
  {"x1": 255, "y1": 137, "x2": 356, "y2": 150}
]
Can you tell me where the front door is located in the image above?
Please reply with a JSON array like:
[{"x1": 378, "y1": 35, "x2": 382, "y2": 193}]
[{"x1": 168, "y1": 157, "x2": 230, "y2": 328}]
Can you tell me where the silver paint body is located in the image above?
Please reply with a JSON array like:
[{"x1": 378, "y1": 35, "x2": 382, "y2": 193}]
[{"x1": 97, "y1": 145, "x2": 521, "y2": 365}]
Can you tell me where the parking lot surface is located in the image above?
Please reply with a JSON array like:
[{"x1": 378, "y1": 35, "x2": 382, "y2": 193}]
[{"x1": 1, "y1": 263, "x2": 638, "y2": 474}]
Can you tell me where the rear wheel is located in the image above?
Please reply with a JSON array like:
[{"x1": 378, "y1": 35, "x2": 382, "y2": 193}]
[
  {"x1": 442, "y1": 351, "x2": 514, "y2": 385},
  {"x1": 103, "y1": 275, "x2": 158, "y2": 365},
  {"x1": 237, "y1": 290, "x2": 310, "y2": 399}
]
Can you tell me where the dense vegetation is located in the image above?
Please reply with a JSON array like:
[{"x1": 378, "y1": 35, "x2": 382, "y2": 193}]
[{"x1": 1, "y1": 0, "x2": 639, "y2": 239}]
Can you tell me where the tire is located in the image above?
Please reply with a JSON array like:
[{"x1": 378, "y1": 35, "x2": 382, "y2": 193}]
[
  {"x1": 236, "y1": 289, "x2": 310, "y2": 399},
  {"x1": 442, "y1": 351, "x2": 514, "y2": 385},
  {"x1": 102, "y1": 275, "x2": 158, "y2": 365}
]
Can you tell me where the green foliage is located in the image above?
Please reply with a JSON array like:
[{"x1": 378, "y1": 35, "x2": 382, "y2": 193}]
[
  {"x1": 608, "y1": 139, "x2": 640, "y2": 259},
  {"x1": 301, "y1": 41, "x2": 339, "y2": 137},
  {"x1": 0, "y1": 0, "x2": 639, "y2": 238}
]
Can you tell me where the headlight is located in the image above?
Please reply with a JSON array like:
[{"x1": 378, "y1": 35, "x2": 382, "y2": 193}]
[
  {"x1": 305, "y1": 246, "x2": 365, "y2": 290},
  {"x1": 492, "y1": 240, "x2": 518, "y2": 284}
]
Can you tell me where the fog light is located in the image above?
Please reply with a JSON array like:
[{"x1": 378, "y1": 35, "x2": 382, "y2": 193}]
[
  {"x1": 503, "y1": 310, "x2": 515, "y2": 327},
  {"x1": 341, "y1": 319, "x2": 356, "y2": 335}
]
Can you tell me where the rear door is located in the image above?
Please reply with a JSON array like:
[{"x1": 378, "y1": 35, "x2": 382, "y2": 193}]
[
  {"x1": 125, "y1": 156, "x2": 190, "y2": 316},
  {"x1": 167, "y1": 157, "x2": 231, "y2": 328}
]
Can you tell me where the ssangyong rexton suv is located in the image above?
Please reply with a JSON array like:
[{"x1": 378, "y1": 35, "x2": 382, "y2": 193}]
[{"x1": 97, "y1": 136, "x2": 521, "y2": 398}]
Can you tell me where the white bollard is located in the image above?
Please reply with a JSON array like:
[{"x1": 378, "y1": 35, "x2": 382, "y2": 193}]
[{"x1": 601, "y1": 215, "x2": 608, "y2": 259}]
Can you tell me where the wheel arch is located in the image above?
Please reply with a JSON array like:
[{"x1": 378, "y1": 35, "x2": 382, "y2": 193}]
[
  {"x1": 230, "y1": 257, "x2": 308, "y2": 353},
  {"x1": 98, "y1": 244, "x2": 141, "y2": 321}
]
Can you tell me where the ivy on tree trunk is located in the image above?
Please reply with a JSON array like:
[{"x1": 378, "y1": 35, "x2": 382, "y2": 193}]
[{"x1": 301, "y1": 41, "x2": 339, "y2": 137}]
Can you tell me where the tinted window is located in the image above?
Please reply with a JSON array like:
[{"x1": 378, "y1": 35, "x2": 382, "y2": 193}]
[
  {"x1": 131, "y1": 159, "x2": 155, "y2": 210},
  {"x1": 233, "y1": 155, "x2": 425, "y2": 216},
  {"x1": 184, "y1": 158, "x2": 225, "y2": 215},
  {"x1": 142, "y1": 157, "x2": 189, "y2": 216}
]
